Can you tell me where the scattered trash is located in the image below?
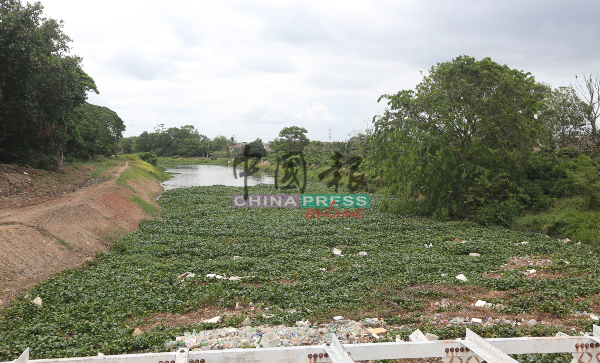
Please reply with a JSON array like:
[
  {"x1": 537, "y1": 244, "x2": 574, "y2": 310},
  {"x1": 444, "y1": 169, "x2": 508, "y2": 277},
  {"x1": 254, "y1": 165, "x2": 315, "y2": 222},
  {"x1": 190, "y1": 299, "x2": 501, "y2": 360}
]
[
  {"x1": 475, "y1": 300, "x2": 486, "y2": 307},
  {"x1": 469, "y1": 253, "x2": 480, "y2": 257},
  {"x1": 233, "y1": 256, "x2": 242, "y2": 260},
  {"x1": 395, "y1": 335, "x2": 404, "y2": 342},
  {"x1": 261, "y1": 332, "x2": 280, "y2": 348},
  {"x1": 333, "y1": 316, "x2": 344, "y2": 321},
  {"x1": 262, "y1": 314, "x2": 275, "y2": 319},
  {"x1": 409, "y1": 329, "x2": 427, "y2": 342},
  {"x1": 562, "y1": 238, "x2": 570, "y2": 243},
  {"x1": 526, "y1": 269, "x2": 536, "y2": 275},
  {"x1": 132, "y1": 328, "x2": 143, "y2": 336},
  {"x1": 367, "y1": 328, "x2": 386, "y2": 335},
  {"x1": 555, "y1": 332, "x2": 569, "y2": 337},
  {"x1": 240, "y1": 318, "x2": 251, "y2": 326},
  {"x1": 456, "y1": 274, "x2": 467, "y2": 282},
  {"x1": 333, "y1": 248, "x2": 342, "y2": 256},
  {"x1": 520, "y1": 241, "x2": 529, "y2": 245},
  {"x1": 441, "y1": 273, "x2": 448, "y2": 277},
  {"x1": 98, "y1": 353, "x2": 105, "y2": 356},
  {"x1": 424, "y1": 243, "x2": 433, "y2": 248},
  {"x1": 343, "y1": 227, "x2": 351, "y2": 230},
  {"x1": 228, "y1": 276, "x2": 242, "y2": 281},
  {"x1": 295, "y1": 320, "x2": 310, "y2": 327},
  {"x1": 471, "y1": 318, "x2": 482, "y2": 326},
  {"x1": 527, "y1": 319, "x2": 538, "y2": 326},
  {"x1": 591, "y1": 314, "x2": 599, "y2": 321},
  {"x1": 203, "y1": 316, "x2": 221, "y2": 324},
  {"x1": 178, "y1": 272, "x2": 195, "y2": 279},
  {"x1": 32, "y1": 296, "x2": 42, "y2": 307},
  {"x1": 453, "y1": 238, "x2": 462, "y2": 242},
  {"x1": 358, "y1": 251, "x2": 368, "y2": 256}
]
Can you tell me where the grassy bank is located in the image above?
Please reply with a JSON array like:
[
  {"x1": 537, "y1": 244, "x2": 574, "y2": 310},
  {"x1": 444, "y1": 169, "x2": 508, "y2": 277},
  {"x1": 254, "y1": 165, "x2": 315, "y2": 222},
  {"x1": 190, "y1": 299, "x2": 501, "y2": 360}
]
[{"x1": 1, "y1": 182, "x2": 599, "y2": 360}]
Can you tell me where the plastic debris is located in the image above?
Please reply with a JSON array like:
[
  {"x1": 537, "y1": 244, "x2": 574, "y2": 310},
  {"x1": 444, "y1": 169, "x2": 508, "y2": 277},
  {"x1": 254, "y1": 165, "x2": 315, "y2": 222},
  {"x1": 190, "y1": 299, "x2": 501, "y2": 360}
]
[
  {"x1": 591, "y1": 314, "x2": 599, "y2": 321},
  {"x1": 133, "y1": 328, "x2": 142, "y2": 336},
  {"x1": 555, "y1": 332, "x2": 569, "y2": 337},
  {"x1": 240, "y1": 318, "x2": 251, "y2": 326},
  {"x1": 471, "y1": 318, "x2": 482, "y2": 326},
  {"x1": 261, "y1": 332, "x2": 280, "y2": 347},
  {"x1": 475, "y1": 300, "x2": 486, "y2": 307},
  {"x1": 332, "y1": 248, "x2": 342, "y2": 256},
  {"x1": 441, "y1": 273, "x2": 448, "y2": 277},
  {"x1": 333, "y1": 316, "x2": 344, "y2": 321},
  {"x1": 409, "y1": 329, "x2": 427, "y2": 342},
  {"x1": 358, "y1": 251, "x2": 368, "y2": 256},
  {"x1": 395, "y1": 335, "x2": 404, "y2": 342},
  {"x1": 527, "y1": 319, "x2": 538, "y2": 326},
  {"x1": 453, "y1": 238, "x2": 462, "y2": 242},
  {"x1": 228, "y1": 276, "x2": 242, "y2": 281},
  {"x1": 456, "y1": 274, "x2": 467, "y2": 282},
  {"x1": 526, "y1": 269, "x2": 536, "y2": 275},
  {"x1": 469, "y1": 253, "x2": 480, "y2": 257},
  {"x1": 32, "y1": 296, "x2": 42, "y2": 307},
  {"x1": 367, "y1": 328, "x2": 386, "y2": 335},
  {"x1": 203, "y1": 316, "x2": 221, "y2": 324}
]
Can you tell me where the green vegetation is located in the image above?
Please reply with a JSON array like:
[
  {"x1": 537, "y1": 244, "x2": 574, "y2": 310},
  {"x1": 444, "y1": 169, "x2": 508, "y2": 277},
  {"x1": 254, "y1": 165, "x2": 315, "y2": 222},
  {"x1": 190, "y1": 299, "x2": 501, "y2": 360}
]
[
  {"x1": 129, "y1": 195, "x2": 159, "y2": 217},
  {"x1": 1, "y1": 183, "x2": 598, "y2": 360},
  {"x1": 0, "y1": 1, "x2": 123, "y2": 171}
]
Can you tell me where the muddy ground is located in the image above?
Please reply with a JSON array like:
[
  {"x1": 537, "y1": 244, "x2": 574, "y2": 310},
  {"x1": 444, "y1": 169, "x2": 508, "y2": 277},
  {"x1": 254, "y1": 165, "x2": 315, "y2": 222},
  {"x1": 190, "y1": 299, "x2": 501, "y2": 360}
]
[{"x1": 0, "y1": 161, "x2": 163, "y2": 307}]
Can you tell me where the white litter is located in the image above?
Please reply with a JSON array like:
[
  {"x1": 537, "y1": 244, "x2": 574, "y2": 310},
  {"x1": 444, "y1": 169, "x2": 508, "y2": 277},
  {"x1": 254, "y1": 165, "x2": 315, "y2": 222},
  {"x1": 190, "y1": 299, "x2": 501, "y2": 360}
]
[
  {"x1": 358, "y1": 251, "x2": 368, "y2": 256},
  {"x1": 456, "y1": 274, "x2": 467, "y2": 282},
  {"x1": 32, "y1": 296, "x2": 42, "y2": 307},
  {"x1": 409, "y1": 329, "x2": 428, "y2": 342},
  {"x1": 469, "y1": 253, "x2": 480, "y2": 257},
  {"x1": 591, "y1": 314, "x2": 599, "y2": 321},
  {"x1": 332, "y1": 248, "x2": 342, "y2": 256},
  {"x1": 333, "y1": 316, "x2": 344, "y2": 321},
  {"x1": 475, "y1": 300, "x2": 486, "y2": 307},
  {"x1": 203, "y1": 316, "x2": 221, "y2": 324}
]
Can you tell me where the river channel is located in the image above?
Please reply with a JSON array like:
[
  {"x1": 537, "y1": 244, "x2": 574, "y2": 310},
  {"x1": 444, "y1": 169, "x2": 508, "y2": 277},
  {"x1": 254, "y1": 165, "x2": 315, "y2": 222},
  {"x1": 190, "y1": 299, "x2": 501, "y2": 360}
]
[{"x1": 161, "y1": 164, "x2": 275, "y2": 190}]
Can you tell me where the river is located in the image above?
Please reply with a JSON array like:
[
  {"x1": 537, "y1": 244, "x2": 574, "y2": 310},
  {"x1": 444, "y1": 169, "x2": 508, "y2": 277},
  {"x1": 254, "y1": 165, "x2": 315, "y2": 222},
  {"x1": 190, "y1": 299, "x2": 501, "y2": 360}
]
[{"x1": 161, "y1": 164, "x2": 275, "y2": 190}]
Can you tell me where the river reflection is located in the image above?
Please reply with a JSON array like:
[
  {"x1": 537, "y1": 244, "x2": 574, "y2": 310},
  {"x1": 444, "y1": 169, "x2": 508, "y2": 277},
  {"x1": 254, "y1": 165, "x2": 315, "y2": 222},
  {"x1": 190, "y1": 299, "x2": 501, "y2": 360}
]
[{"x1": 161, "y1": 164, "x2": 274, "y2": 190}]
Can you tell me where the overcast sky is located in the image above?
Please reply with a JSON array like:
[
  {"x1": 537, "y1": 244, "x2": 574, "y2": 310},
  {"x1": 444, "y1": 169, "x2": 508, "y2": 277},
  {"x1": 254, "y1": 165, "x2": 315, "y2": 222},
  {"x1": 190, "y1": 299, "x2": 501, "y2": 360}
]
[{"x1": 39, "y1": 0, "x2": 600, "y2": 142}]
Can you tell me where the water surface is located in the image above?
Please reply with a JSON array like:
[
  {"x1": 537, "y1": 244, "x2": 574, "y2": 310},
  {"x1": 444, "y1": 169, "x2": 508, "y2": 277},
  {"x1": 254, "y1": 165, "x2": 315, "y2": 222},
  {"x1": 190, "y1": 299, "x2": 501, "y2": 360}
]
[{"x1": 162, "y1": 164, "x2": 274, "y2": 190}]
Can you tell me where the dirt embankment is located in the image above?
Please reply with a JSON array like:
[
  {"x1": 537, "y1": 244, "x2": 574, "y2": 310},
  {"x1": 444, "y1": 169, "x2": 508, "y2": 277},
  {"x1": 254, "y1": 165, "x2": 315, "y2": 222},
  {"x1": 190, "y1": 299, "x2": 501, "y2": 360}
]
[{"x1": 0, "y1": 161, "x2": 164, "y2": 306}]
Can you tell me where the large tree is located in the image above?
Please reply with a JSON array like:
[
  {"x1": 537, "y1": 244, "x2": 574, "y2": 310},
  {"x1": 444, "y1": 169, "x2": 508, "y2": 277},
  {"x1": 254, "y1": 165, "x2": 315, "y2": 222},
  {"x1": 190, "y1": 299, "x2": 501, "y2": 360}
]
[
  {"x1": 0, "y1": 0, "x2": 97, "y2": 170},
  {"x1": 272, "y1": 126, "x2": 309, "y2": 153},
  {"x1": 371, "y1": 55, "x2": 548, "y2": 219},
  {"x1": 66, "y1": 103, "x2": 125, "y2": 158}
]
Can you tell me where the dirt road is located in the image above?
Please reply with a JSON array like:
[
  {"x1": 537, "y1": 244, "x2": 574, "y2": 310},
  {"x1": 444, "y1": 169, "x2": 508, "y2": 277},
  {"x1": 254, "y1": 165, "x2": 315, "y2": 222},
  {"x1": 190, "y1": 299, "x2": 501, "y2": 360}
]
[{"x1": 0, "y1": 161, "x2": 163, "y2": 306}]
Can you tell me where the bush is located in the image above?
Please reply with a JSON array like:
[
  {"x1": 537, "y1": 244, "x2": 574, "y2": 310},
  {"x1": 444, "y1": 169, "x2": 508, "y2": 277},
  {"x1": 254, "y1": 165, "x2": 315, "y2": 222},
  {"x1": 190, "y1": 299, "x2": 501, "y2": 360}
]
[{"x1": 138, "y1": 151, "x2": 157, "y2": 165}]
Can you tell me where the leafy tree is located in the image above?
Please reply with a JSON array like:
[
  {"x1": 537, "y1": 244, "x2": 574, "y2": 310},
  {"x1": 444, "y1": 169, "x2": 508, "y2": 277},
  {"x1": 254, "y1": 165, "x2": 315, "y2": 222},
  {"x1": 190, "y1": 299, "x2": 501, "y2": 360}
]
[
  {"x1": 272, "y1": 126, "x2": 309, "y2": 152},
  {"x1": 537, "y1": 86, "x2": 589, "y2": 149},
  {"x1": 118, "y1": 136, "x2": 136, "y2": 154},
  {"x1": 0, "y1": 0, "x2": 97, "y2": 170},
  {"x1": 371, "y1": 55, "x2": 548, "y2": 220},
  {"x1": 66, "y1": 103, "x2": 125, "y2": 158},
  {"x1": 243, "y1": 138, "x2": 267, "y2": 158}
]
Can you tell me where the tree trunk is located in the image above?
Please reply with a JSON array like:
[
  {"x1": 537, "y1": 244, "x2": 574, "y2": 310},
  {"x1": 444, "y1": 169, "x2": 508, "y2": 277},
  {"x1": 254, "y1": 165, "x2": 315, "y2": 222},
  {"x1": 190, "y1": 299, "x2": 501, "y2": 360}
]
[{"x1": 53, "y1": 150, "x2": 63, "y2": 172}]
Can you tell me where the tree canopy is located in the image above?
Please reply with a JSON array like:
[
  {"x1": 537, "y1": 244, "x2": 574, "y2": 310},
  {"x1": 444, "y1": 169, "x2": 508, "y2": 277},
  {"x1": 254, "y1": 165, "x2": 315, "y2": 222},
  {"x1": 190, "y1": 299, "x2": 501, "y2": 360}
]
[
  {"x1": 272, "y1": 126, "x2": 309, "y2": 153},
  {"x1": 0, "y1": 0, "x2": 99, "y2": 170},
  {"x1": 370, "y1": 55, "x2": 548, "y2": 219}
]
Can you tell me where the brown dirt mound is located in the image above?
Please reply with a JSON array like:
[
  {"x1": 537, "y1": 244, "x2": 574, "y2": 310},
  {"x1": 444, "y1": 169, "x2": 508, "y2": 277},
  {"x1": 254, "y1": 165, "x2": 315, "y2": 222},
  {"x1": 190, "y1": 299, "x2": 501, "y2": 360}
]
[{"x1": 0, "y1": 161, "x2": 163, "y2": 307}]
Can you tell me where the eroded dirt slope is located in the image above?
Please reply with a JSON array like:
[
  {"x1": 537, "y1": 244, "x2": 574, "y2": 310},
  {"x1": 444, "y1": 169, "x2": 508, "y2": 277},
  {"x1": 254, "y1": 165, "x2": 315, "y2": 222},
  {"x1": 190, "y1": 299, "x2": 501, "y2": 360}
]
[{"x1": 0, "y1": 161, "x2": 163, "y2": 306}]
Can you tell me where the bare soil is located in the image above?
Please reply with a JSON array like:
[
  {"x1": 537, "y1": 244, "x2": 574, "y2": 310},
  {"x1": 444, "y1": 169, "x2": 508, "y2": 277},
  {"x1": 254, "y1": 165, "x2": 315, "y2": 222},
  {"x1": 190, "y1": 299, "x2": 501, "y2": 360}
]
[{"x1": 0, "y1": 161, "x2": 163, "y2": 307}]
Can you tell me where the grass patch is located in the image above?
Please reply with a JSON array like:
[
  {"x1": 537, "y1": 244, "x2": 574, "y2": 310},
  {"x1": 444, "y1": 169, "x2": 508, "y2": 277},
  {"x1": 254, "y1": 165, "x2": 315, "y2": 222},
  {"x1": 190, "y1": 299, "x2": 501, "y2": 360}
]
[
  {"x1": 515, "y1": 196, "x2": 600, "y2": 246},
  {"x1": 129, "y1": 195, "x2": 159, "y2": 217},
  {"x1": 56, "y1": 239, "x2": 72, "y2": 250}
]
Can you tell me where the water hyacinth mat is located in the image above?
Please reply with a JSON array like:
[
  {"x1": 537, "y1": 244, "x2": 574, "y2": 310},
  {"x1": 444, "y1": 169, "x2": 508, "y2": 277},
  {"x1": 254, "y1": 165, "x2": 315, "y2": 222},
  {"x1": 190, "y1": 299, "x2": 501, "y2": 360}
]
[{"x1": 1, "y1": 183, "x2": 599, "y2": 360}]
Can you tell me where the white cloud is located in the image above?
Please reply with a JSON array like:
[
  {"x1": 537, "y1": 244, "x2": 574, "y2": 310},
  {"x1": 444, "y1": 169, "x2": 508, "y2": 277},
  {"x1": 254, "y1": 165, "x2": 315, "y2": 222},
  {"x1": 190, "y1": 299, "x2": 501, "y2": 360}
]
[{"x1": 36, "y1": 0, "x2": 600, "y2": 141}]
